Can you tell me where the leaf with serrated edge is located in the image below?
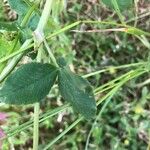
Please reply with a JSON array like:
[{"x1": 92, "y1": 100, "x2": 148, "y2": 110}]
[
  {"x1": 58, "y1": 67, "x2": 97, "y2": 119},
  {"x1": 0, "y1": 63, "x2": 58, "y2": 105}
]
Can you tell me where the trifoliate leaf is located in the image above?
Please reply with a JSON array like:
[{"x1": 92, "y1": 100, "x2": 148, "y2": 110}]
[
  {"x1": 58, "y1": 67, "x2": 97, "y2": 119},
  {"x1": 0, "y1": 63, "x2": 58, "y2": 105}
]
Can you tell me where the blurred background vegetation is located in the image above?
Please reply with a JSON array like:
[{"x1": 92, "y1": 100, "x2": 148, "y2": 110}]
[{"x1": 0, "y1": 0, "x2": 150, "y2": 149}]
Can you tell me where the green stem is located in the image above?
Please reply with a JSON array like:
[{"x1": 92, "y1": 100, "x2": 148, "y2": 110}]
[
  {"x1": 134, "y1": 0, "x2": 138, "y2": 27},
  {"x1": 43, "y1": 40, "x2": 59, "y2": 67},
  {"x1": 34, "y1": 0, "x2": 53, "y2": 45},
  {"x1": 0, "y1": 39, "x2": 32, "y2": 82},
  {"x1": 32, "y1": 41, "x2": 42, "y2": 150},
  {"x1": 21, "y1": 3, "x2": 38, "y2": 27},
  {"x1": 0, "y1": 2, "x2": 36, "y2": 74},
  {"x1": 33, "y1": 102, "x2": 40, "y2": 150},
  {"x1": 1, "y1": 19, "x2": 149, "y2": 65},
  {"x1": 32, "y1": 1, "x2": 54, "y2": 149},
  {"x1": 34, "y1": 0, "x2": 59, "y2": 66},
  {"x1": 83, "y1": 62, "x2": 145, "y2": 78},
  {"x1": 112, "y1": 0, "x2": 125, "y2": 25},
  {"x1": 4, "y1": 104, "x2": 69, "y2": 140},
  {"x1": 85, "y1": 97, "x2": 111, "y2": 150},
  {"x1": 43, "y1": 117, "x2": 83, "y2": 150},
  {"x1": 0, "y1": 43, "x2": 33, "y2": 64},
  {"x1": 36, "y1": 0, "x2": 53, "y2": 32}
]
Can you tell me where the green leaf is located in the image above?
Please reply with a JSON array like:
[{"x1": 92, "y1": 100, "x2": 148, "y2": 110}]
[
  {"x1": 57, "y1": 57, "x2": 68, "y2": 68},
  {"x1": 27, "y1": 14, "x2": 40, "y2": 30},
  {"x1": 52, "y1": 0, "x2": 66, "y2": 21},
  {"x1": 0, "y1": 63, "x2": 58, "y2": 105},
  {"x1": 102, "y1": 0, "x2": 133, "y2": 10},
  {"x1": 0, "y1": 22, "x2": 18, "y2": 31},
  {"x1": 0, "y1": 34, "x2": 20, "y2": 72},
  {"x1": 0, "y1": 35, "x2": 16, "y2": 59},
  {"x1": 8, "y1": 0, "x2": 28, "y2": 15},
  {"x1": 58, "y1": 67, "x2": 97, "y2": 119},
  {"x1": 8, "y1": 0, "x2": 39, "y2": 31}
]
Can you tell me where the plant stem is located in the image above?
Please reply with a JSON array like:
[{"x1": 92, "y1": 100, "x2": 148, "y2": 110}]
[
  {"x1": 33, "y1": 102, "x2": 40, "y2": 150},
  {"x1": 43, "y1": 117, "x2": 83, "y2": 150},
  {"x1": 134, "y1": 0, "x2": 138, "y2": 27},
  {"x1": 34, "y1": 0, "x2": 53, "y2": 44},
  {"x1": 0, "y1": 39, "x2": 32, "y2": 83},
  {"x1": 32, "y1": 1, "x2": 54, "y2": 149},
  {"x1": 34, "y1": 0, "x2": 59, "y2": 66},
  {"x1": 0, "y1": 43, "x2": 33, "y2": 64},
  {"x1": 83, "y1": 62, "x2": 145, "y2": 78},
  {"x1": 21, "y1": 3, "x2": 38, "y2": 27},
  {"x1": 112, "y1": 0, "x2": 125, "y2": 25},
  {"x1": 72, "y1": 28, "x2": 126, "y2": 33},
  {"x1": 43, "y1": 40, "x2": 59, "y2": 67},
  {"x1": 33, "y1": 39, "x2": 42, "y2": 150},
  {"x1": 36, "y1": 0, "x2": 53, "y2": 32},
  {"x1": 0, "y1": 1, "x2": 37, "y2": 74},
  {"x1": 4, "y1": 104, "x2": 70, "y2": 140},
  {"x1": 85, "y1": 97, "x2": 111, "y2": 150}
]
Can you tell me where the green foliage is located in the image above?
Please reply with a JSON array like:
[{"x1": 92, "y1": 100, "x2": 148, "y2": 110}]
[
  {"x1": 0, "y1": 63, "x2": 58, "y2": 104},
  {"x1": 0, "y1": 22, "x2": 18, "y2": 31},
  {"x1": 0, "y1": 35, "x2": 16, "y2": 59},
  {"x1": 0, "y1": 0, "x2": 150, "y2": 149},
  {"x1": 52, "y1": 0, "x2": 66, "y2": 22},
  {"x1": 0, "y1": 32, "x2": 20, "y2": 73},
  {"x1": 8, "y1": 0, "x2": 28, "y2": 15},
  {"x1": 102, "y1": 0, "x2": 133, "y2": 10},
  {"x1": 58, "y1": 66, "x2": 97, "y2": 119},
  {"x1": 8, "y1": 0, "x2": 39, "y2": 30}
]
